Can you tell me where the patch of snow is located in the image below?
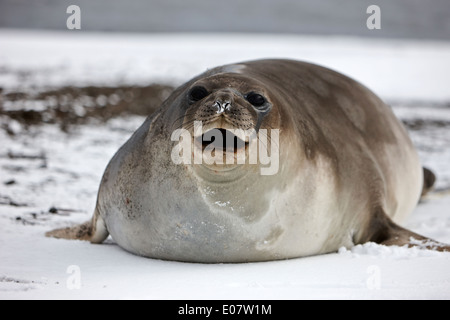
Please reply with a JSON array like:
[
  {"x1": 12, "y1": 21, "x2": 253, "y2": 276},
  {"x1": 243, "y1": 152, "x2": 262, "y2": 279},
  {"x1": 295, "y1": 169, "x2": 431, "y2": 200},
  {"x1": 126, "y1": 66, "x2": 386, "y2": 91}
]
[
  {"x1": 338, "y1": 242, "x2": 445, "y2": 259},
  {"x1": 215, "y1": 201, "x2": 231, "y2": 207},
  {"x1": 1, "y1": 29, "x2": 450, "y2": 101}
]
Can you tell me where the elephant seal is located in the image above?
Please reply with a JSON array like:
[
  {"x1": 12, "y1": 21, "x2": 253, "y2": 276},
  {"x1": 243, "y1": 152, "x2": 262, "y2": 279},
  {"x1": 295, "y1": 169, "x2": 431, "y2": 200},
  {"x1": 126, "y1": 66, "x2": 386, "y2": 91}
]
[{"x1": 46, "y1": 59, "x2": 449, "y2": 262}]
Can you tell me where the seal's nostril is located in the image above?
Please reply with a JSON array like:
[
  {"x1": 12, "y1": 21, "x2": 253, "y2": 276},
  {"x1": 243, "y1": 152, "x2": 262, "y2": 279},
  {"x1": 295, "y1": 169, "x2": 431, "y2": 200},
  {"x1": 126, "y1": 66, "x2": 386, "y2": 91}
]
[
  {"x1": 212, "y1": 101, "x2": 222, "y2": 114},
  {"x1": 213, "y1": 100, "x2": 232, "y2": 114}
]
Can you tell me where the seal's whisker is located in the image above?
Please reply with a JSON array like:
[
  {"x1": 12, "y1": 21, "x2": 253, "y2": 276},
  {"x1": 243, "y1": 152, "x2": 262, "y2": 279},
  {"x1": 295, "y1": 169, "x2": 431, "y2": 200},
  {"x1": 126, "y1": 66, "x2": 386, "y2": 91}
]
[
  {"x1": 254, "y1": 128, "x2": 280, "y2": 153},
  {"x1": 171, "y1": 111, "x2": 199, "y2": 131}
]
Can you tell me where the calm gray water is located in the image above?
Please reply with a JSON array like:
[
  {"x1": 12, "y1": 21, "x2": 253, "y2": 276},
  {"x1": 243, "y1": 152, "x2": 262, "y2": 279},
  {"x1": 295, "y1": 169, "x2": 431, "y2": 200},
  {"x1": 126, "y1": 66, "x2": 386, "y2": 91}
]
[{"x1": 0, "y1": 0, "x2": 450, "y2": 40}]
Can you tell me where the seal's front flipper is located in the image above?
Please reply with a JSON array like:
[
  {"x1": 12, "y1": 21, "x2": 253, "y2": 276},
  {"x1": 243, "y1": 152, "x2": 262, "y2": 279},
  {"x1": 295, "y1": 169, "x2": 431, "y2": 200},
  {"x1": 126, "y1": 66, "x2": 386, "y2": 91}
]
[
  {"x1": 46, "y1": 209, "x2": 109, "y2": 244},
  {"x1": 360, "y1": 208, "x2": 450, "y2": 252}
]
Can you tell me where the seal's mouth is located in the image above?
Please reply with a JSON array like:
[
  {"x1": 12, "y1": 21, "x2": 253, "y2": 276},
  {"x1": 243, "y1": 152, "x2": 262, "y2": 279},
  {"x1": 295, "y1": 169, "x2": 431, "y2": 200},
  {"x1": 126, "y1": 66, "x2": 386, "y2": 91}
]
[{"x1": 196, "y1": 128, "x2": 249, "y2": 154}]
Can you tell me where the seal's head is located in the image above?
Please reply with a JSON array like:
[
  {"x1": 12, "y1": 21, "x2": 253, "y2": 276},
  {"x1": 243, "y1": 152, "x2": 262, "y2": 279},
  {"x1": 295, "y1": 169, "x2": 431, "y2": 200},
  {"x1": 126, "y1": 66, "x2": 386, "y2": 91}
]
[{"x1": 174, "y1": 72, "x2": 282, "y2": 179}]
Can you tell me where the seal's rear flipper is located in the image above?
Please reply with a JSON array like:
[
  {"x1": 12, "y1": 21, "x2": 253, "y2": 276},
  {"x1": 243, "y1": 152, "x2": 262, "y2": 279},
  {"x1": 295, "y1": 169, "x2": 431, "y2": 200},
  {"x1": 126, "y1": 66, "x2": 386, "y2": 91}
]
[
  {"x1": 379, "y1": 224, "x2": 450, "y2": 252},
  {"x1": 361, "y1": 208, "x2": 450, "y2": 252},
  {"x1": 421, "y1": 167, "x2": 436, "y2": 197},
  {"x1": 45, "y1": 209, "x2": 109, "y2": 244}
]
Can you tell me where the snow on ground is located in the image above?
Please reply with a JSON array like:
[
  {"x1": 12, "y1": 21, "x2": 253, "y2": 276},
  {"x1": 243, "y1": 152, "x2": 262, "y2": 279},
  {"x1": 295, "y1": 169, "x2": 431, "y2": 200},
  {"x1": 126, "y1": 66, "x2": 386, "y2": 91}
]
[
  {"x1": 1, "y1": 29, "x2": 450, "y2": 101},
  {"x1": 1, "y1": 30, "x2": 450, "y2": 300}
]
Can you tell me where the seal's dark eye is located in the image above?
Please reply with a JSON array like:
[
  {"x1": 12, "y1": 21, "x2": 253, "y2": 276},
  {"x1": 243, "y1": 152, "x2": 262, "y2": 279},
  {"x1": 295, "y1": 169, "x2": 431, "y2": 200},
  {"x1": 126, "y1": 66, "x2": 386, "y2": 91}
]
[
  {"x1": 189, "y1": 86, "x2": 209, "y2": 102},
  {"x1": 246, "y1": 92, "x2": 266, "y2": 107}
]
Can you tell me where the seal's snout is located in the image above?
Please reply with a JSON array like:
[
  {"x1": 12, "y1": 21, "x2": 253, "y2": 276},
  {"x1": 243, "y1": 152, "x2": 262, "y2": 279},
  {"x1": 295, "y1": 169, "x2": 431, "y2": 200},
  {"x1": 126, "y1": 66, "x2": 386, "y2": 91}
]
[{"x1": 211, "y1": 89, "x2": 235, "y2": 114}]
